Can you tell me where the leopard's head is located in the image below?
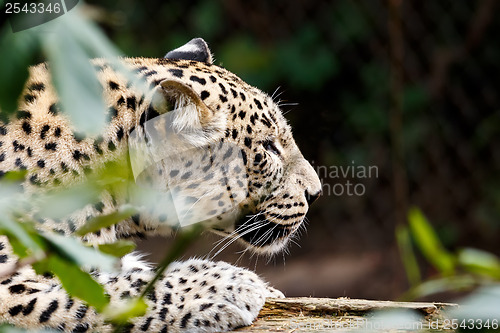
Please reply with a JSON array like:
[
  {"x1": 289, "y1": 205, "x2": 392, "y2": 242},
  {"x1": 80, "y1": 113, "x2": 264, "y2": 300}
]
[{"x1": 131, "y1": 39, "x2": 321, "y2": 254}]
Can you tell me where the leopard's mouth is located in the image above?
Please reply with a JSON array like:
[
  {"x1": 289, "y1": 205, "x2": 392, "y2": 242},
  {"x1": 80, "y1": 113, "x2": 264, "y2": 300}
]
[
  {"x1": 208, "y1": 205, "x2": 304, "y2": 254},
  {"x1": 231, "y1": 211, "x2": 302, "y2": 253}
]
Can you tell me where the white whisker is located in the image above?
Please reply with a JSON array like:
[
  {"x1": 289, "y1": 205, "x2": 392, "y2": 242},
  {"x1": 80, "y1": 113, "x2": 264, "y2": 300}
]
[{"x1": 271, "y1": 86, "x2": 283, "y2": 101}]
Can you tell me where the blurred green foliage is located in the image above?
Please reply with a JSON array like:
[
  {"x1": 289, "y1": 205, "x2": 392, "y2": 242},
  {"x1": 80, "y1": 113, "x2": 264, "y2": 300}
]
[
  {"x1": 0, "y1": 168, "x2": 118, "y2": 312},
  {"x1": 399, "y1": 207, "x2": 500, "y2": 302},
  {"x1": 0, "y1": 6, "x2": 203, "y2": 330},
  {"x1": 0, "y1": 25, "x2": 40, "y2": 119}
]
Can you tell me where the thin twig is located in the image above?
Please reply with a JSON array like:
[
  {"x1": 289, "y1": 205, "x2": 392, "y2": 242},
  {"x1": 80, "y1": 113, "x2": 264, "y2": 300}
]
[
  {"x1": 111, "y1": 225, "x2": 203, "y2": 333},
  {"x1": 139, "y1": 224, "x2": 204, "y2": 299}
]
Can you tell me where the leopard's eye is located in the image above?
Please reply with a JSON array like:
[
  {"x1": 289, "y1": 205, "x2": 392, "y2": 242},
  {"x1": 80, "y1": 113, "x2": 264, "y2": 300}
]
[{"x1": 263, "y1": 139, "x2": 280, "y2": 155}]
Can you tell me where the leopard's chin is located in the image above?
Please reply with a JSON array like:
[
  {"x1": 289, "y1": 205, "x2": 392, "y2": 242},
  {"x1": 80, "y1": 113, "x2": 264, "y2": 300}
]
[
  {"x1": 233, "y1": 211, "x2": 299, "y2": 254},
  {"x1": 209, "y1": 210, "x2": 299, "y2": 255}
]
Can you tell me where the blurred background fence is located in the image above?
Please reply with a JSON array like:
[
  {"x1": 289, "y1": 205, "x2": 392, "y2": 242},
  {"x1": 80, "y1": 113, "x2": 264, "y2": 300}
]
[{"x1": 85, "y1": 0, "x2": 500, "y2": 301}]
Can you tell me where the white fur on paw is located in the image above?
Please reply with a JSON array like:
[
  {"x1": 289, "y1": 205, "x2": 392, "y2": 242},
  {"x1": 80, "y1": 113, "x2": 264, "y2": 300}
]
[{"x1": 159, "y1": 259, "x2": 279, "y2": 332}]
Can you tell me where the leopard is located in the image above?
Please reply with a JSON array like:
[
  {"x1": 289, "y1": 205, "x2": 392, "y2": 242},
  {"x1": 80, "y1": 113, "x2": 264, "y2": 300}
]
[{"x1": 0, "y1": 38, "x2": 322, "y2": 332}]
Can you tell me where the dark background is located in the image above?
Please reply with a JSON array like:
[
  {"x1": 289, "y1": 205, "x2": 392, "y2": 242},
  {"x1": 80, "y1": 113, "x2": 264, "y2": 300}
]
[{"x1": 84, "y1": 0, "x2": 500, "y2": 301}]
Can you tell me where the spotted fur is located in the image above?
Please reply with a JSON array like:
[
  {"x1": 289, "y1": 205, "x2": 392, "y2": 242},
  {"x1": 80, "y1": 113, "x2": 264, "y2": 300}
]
[{"x1": 0, "y1": 38, "x2": 321, "y2": 332}]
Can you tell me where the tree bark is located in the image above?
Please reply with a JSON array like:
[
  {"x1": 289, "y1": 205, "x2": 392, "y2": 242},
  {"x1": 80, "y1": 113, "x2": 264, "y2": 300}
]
[{"x1": 235, "y1": 297, "x2": 457, "y2": 332}]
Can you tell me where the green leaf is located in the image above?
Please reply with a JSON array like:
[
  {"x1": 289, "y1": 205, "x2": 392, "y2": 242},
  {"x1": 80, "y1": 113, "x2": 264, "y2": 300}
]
[
  {"x1": 0, "y1": 26, "x2": 40, "y2": 117},
  {"x1": 46, "y1": 256, "x2": 109, "y2": 312},
  {"x1": 35, "y1": 183, "x2": 100, "y2": 220},
  {"x1": 458, "y1": 248, "x2": 500, "y2": 280},
  {"x1": 6, "y1": 237, "x2": 31, "y2": 259},
  {"x1": 58, "y1": 9, "x2": 122, "y2": 60},
  {"x1": 103, "y1": 298, "x2": 148, "y2": 324},
  {"x1": 42, "y1": 37, "x2": 105, "y2": 135},
  {"x1": 400, "y1": 275, "x2": 477, "y2": 301},
  {"x1": 38, "y1": 10, "x2": 133, "y2": 136},
  {"x1": 41, "y1": 18, "x2": 105, "y2": 135},
  {"x1": 408, "y1": 207, "x2": 455, "y2": 275},
  {"x1": 1, "y1": 221, "x2": 46, "y2": 260},
  {"x1": 0, "y1": 324, "x2": 56, "y2": 333},
  {"x1": 76, "y1": 205, "x2": 138, "y2": 236},
  {"x1": 0, "y1": 170, "x2": 28, "y2": 182},
  {"x1": 0, "y1": 217, "x2": 45, "y2": 259},
  {"x1": 98, "y1": 241, "x2": 136, "y2": 257},
  {"x1": 396, "y1": 224, "x2": 421, "y2": 286},
  {"x1": 0, "y1": 325, "x2": 28, "y2": 333},
  {"x1": 42, "y1": 233, "x2": 117, "y2": 272}
]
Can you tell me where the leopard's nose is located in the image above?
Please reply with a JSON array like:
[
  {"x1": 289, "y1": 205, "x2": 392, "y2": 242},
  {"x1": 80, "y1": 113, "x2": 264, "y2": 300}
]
[{"x1": 305, "y1": 189, "x2": 321, "y2": 206}]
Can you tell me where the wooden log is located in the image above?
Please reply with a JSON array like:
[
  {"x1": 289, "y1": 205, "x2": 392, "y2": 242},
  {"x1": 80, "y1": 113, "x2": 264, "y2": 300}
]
[{"x1": 234, "y1": 297, "x2": 458, "y2": 332}]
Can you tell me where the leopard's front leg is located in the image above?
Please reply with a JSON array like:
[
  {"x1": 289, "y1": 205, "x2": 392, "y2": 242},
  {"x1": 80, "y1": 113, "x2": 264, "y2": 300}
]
[
  {"x1": 116, "y1": 257, "x2": 284, "y2": 332},
  {"x1": 0, "y1": 242, "x2": 282, "y2": 332},
  {"x1": 0, "y1": 236, "x2": 106, "y2": 332}
]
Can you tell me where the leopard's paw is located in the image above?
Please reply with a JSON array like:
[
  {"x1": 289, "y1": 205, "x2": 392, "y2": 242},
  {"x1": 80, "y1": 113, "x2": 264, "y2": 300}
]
[{"x1": 141, "y1": 259, "x2": 280, "y2": 332}]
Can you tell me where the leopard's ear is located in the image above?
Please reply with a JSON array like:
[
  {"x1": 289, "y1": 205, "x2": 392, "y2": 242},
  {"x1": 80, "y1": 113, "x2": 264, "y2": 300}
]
[
  {"x1": 150, "y1": 79, "x2": 226, "y2": 146},
  {"x1": 130, "y1": 79, "x2": 226, "y2": 181},
  {"x1": 164, "y1": 38, "x2": 213, "y2": 64}
]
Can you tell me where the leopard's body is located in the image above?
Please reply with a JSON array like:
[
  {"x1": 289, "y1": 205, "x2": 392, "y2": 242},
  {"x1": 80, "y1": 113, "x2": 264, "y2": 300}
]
[{"x1": 0, "y1": 38, "x2": 321, "y2": 332}]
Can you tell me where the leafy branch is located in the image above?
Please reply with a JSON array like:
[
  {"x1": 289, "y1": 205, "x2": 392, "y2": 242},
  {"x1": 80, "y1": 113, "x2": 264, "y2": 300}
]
[
  {"x1": 0, "y1": 7, "x2": 202, "y2": 330},
  {"x1": 398, "y1": 207, "x2": 500, "y2": 301}
]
